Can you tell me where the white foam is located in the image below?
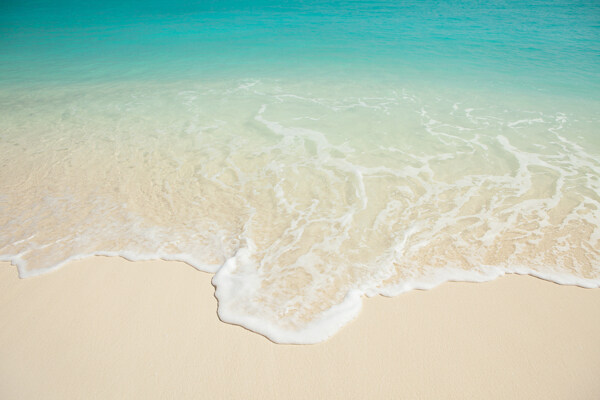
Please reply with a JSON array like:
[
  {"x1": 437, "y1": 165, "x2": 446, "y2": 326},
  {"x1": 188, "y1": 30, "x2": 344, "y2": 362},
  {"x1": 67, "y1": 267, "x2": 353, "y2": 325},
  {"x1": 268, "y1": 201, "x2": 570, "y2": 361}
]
[
  {"x1": 211, "y1": 246, "x2": 364, "y2": 343},
  {"x1": 2, "y1": 79, "x2": 599, "y2": 344}
]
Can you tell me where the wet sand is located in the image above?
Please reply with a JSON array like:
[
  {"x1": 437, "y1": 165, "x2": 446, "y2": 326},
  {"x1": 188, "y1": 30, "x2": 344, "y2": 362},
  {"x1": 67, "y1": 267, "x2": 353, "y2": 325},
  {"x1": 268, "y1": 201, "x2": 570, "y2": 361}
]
[{"x1": 1, "y1": 257, "x2": 599, "y2": 399}]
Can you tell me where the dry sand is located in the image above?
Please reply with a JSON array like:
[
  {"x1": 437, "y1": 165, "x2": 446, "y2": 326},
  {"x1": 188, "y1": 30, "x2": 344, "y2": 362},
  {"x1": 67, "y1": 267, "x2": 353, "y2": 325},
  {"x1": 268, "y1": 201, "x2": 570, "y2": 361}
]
[{"x1": 1, "y1": 257, "x2": 599, "y2": 399}]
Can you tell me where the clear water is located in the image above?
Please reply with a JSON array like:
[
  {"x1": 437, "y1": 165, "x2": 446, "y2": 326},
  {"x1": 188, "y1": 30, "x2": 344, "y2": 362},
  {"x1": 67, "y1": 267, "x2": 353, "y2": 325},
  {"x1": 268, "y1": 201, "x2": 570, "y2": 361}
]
[{"x1": 1, "y1": 0, "x2": 599, "y2": 343}]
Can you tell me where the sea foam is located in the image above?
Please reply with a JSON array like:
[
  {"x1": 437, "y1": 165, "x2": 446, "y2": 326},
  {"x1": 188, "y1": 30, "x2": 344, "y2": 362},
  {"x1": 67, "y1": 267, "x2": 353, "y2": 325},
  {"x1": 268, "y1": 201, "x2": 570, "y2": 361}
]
[{"x1": 1, "y1": 79, "x2": 599, "y2": 343}]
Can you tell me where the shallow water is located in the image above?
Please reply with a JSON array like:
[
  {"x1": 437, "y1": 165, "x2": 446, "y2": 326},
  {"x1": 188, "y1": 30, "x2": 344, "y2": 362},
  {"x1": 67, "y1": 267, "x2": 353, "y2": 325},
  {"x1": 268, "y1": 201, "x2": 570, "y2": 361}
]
[{"x1": 1, "y1": 0, "x2": 599, "y2": 343}]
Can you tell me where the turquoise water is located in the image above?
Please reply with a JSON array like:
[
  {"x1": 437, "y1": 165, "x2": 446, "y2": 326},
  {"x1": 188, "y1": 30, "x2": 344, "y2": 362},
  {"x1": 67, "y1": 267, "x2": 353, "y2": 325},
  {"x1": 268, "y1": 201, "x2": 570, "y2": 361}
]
[
  {"x1": 1, "y1": 0, "x2": 599, "y2": 343},
  {"x1": 2, "y1": 0, "x2": 599, "y2": 94}
]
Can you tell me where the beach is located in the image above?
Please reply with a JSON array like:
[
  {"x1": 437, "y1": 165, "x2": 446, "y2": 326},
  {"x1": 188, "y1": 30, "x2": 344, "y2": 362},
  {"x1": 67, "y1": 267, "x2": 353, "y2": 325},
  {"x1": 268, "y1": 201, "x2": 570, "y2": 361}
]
[
  {"x1": 1, "y1": 257, "x2": 599, "y2": 399},
  {"x1": 2, "y1": 1, "x2": 600, "y2": 397}
]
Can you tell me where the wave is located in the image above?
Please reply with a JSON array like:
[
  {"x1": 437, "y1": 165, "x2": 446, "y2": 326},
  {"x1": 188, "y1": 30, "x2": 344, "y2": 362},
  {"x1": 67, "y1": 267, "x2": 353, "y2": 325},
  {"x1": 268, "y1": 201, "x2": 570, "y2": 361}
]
[{"x1": 1, "y1": 79, "x2": 599, "y2": 343}]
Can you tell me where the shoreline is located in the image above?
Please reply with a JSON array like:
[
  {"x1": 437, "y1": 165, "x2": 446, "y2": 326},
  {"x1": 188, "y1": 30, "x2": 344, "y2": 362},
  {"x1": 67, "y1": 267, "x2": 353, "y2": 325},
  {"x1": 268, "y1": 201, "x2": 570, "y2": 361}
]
[
  {"x1": 7, "y1": 252, "x2": 600, "y2": 344},
  {"x1": 1, "y1": 256, "x2": 599, "y2": 399}
]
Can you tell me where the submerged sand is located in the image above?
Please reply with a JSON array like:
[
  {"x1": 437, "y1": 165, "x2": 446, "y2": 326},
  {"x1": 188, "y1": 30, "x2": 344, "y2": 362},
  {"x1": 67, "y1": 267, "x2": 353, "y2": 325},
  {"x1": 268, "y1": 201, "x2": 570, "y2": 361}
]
[{"x1": 1, "y1": 257, "x2": 599, "y2": 399}]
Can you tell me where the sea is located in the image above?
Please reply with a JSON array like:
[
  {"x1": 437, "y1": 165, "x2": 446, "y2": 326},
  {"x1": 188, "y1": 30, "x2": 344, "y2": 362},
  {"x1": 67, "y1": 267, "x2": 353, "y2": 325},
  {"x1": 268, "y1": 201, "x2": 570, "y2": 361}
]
[{"x1": 1, "y1": 0, "x2": 599, "y2": 343}]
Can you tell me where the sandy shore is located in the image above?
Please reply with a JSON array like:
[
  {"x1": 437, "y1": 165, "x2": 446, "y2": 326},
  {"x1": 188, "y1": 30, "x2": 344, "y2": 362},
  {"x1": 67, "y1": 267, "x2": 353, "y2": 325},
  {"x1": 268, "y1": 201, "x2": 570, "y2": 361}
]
[{"x1": 1, "y1": 257, "x2": 599, "y2": 399}]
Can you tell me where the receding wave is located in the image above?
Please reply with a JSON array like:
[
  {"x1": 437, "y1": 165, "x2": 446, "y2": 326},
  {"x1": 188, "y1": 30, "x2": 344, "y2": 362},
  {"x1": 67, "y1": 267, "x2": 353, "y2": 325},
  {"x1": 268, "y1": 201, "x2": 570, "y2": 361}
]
[{"x1": 1, "y1": 79, "x2": 599, "y2": 343}]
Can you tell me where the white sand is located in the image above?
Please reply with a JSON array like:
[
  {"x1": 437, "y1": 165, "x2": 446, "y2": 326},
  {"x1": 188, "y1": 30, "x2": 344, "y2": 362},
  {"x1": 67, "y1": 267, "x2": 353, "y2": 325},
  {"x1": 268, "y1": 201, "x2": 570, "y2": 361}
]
[{"x1": 1, "y1": 257, "x2": 599, "y2": 399}]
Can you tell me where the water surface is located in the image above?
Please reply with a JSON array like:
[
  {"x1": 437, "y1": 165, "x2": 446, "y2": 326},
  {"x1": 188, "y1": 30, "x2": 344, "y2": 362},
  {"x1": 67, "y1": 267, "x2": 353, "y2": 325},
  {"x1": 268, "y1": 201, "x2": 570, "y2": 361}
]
[{"x1": 1, "y1": 0, "x2": 599, "y2": 342}]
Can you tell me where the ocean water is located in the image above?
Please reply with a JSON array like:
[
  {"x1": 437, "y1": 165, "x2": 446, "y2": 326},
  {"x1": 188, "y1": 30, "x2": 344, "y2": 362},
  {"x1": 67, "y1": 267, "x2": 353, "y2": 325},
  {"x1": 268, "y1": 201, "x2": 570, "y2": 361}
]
[{"x1": 1, "y1": 0, "x2": 599, "y2": 343}]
